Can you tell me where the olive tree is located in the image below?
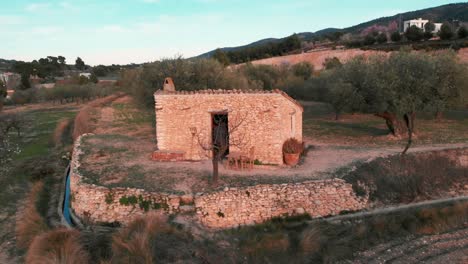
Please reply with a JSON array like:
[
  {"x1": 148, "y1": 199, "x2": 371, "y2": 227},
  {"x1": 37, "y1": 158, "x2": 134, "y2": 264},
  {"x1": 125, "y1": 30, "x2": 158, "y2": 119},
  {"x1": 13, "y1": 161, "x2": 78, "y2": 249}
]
[
  {"x1": 312, "y1": 51, "x2": 467, "y2": 154},
  {"x1": 127, "y1": 57, "x2": 256, "y2": 108},
  {"x1": 439, "y1": 23, "x2": 454, "y2": 40}
]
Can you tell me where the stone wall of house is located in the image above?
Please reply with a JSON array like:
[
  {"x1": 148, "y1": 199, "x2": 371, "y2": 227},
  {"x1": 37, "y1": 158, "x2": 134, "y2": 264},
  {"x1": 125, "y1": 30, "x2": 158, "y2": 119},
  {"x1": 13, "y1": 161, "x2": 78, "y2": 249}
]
[
  {"x1": 70, "y1": 135, "x2": 181, "y2": 224},
  {"x1": 154, "y1": 90, "x2": 303, "y2": 165},
  {"x1": 194, "y1": 179, "x2": 368, "y2": 228}
]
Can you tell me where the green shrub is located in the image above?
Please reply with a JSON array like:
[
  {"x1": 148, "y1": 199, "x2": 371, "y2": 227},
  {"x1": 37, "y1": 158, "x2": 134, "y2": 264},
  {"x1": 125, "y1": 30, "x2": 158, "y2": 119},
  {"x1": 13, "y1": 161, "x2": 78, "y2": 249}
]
[{"x1": 105, "y1": 192, "x2": 114, "y2": 204}]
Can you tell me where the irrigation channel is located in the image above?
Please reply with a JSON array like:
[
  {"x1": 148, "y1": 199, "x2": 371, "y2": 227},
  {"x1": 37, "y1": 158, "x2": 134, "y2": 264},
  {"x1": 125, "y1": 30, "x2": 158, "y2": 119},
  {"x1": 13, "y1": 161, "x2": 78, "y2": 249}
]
[{"x1": 62, "y1": 165, "x2": 72, "y2": 225}]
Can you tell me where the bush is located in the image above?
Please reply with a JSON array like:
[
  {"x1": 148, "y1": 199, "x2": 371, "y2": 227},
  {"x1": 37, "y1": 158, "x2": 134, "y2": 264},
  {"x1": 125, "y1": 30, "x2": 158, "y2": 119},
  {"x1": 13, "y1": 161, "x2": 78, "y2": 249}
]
[
  {"x1": 457, "y1": 25, "x2": 468, "y2": 39},
  {"x1": 439, "y1": 23, "x2": 454, "y2": 40},
  {"x1": 291, "y1": 62, "x2": 313, "y2": 80},
  {"x1": 53, "y1": 118, "x2": 73, "y2": 147},
  {"x1": 423, "y1": 31, "x2": 433, "y2": 40},
  {"x1": 110, "y1": 213, "x2": 225, "y2": 263},
  {"x1": 344, "y1": 149, "x2": 468, "y2": 204},
  {"x1": 25, "y1": 229, "x2": 90, "y2": 264},
  {"x1": 376, "y1": 33, "x2": 387, "y2": 44},
  {"x1": 405, "y1": 25, "x2": 424, "y2": 41},
  {"x1": 323, "y1": 57, "x2": 342, "y2": 70},
  {"x1": 282, "y1": 138, "x2": 303, "y2": 154},
  {"x1": 363, "y1": 34, "x2": 376, "y2": 45},
  {"x1": 390, "y1": 31, "x2": 402, "y2": 42},
  {"x1": 11, "y1": 89, "x2": 37, "y2": 105},
  {"x1": 16, "y1": 181, "x2": 49, "y2": 249}
]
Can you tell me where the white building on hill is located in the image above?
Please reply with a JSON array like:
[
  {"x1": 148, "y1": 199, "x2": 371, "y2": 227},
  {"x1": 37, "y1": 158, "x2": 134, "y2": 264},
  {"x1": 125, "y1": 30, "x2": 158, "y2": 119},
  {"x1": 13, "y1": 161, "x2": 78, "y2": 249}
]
[{"x1": 403, "y1": 18, "x2": 442, "y2": 33}]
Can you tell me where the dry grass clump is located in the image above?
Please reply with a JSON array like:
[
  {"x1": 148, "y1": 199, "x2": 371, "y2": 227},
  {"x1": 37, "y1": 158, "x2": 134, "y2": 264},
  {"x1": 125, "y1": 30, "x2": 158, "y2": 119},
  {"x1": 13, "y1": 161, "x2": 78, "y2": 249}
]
[
  {"x1": 110, "y1": 213, "x2": 225, "y2": 264},
  {"x1": 111, "y1": 213, "x2": 169, "y2": 264},
  {"x1": 72, "y1": 106, "x2": 96, "y2": 141},
  {"x1": 16, "y1": 181, "x2": 49, "y2": 249},
  {"x1": 53, "y1": 118, "x2": 73, "y2": 147},
  {"x1": 25, "y1": 228, "x2": 89, "y2": 264},
  {"x1": 241, "y1": 233, "x2": 290, "y2": 256},
  {"x1": 299, "y1": 226, "x2": 322, "y2": 255}
]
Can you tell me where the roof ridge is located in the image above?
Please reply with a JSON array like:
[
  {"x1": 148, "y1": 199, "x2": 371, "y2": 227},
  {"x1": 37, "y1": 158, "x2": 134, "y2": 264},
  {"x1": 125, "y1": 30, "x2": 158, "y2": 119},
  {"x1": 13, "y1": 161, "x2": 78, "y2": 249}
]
[{"x1": 154, "y1": 88, "x2": 303, "y2": 111}]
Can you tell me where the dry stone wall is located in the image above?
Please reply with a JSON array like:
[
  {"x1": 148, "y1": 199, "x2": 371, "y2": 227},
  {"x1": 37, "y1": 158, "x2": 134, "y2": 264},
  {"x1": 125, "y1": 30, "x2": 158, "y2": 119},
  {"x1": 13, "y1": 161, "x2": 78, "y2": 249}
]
[
  {"x1": 194, "y1": 179, "x2": 368, "y2": 228},
  {"x1": 71, "y1": 135, "x2": 367, "y2": 227},
  {"x1": 70, "y1": 134, "x2": 181, "y2": 224}
]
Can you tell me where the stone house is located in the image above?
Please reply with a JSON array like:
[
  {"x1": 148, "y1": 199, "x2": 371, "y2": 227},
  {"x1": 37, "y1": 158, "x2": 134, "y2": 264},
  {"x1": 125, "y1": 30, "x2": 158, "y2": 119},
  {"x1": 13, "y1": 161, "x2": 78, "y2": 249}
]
[{"x1": 153, "y1": 78, "x2": 303, "y2": 165}]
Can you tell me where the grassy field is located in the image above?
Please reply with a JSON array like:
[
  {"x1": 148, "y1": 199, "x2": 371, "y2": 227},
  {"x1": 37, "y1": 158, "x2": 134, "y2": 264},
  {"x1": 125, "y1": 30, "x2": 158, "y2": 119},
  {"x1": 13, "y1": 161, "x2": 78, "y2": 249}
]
[
  {"x1": 0, "y1": 105, "x2": 78, "y2": 259},
  {"x1": 302, "y1": 101, "x2": 468, "y2": 146}
]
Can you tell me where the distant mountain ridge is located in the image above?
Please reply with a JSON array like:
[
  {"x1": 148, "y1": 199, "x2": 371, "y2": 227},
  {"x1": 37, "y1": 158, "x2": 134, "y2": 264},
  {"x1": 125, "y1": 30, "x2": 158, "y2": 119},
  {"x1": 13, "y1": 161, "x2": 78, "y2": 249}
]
[{"x1": 196, "y1": 2, "x2": 468, "y2": 58}]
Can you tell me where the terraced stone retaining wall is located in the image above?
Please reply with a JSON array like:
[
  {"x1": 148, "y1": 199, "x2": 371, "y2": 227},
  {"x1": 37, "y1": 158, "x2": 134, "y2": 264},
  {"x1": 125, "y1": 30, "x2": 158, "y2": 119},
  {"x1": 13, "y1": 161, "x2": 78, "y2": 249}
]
[
  {"x1": 70, "y1": 135, "x2": 182, "y2": 224},
  {"x1": 70, "y1": 135, "x2": 369, "y2": 227},
  {"x1": 194, "y1": 179, "x2": 368, "y2": 228}
]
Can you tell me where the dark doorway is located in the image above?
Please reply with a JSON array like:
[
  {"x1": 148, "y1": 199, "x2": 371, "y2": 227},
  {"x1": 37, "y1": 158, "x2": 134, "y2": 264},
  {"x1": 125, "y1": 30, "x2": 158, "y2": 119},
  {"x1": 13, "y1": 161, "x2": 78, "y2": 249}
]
[{"x1": 212, "y1": 113, "x2": 229, "y2": 158}]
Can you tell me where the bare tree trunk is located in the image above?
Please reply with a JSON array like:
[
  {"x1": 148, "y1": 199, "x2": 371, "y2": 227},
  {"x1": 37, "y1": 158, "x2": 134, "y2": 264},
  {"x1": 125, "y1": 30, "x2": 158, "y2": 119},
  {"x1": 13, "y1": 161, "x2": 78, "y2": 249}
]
[
  {"x1": 212, "y1": 154, "x2": 219, "y2": 186},
  {"x1": 375, "y1": 111, "x2": 405, "y2": 137},
  {"x1": 335, "y1": 112, "x2": 340, "y2": 121},
  {"x1": 402, "y1": 112, "x2": 415, "y2": 155},
  {"x1": 435, "y1": 111, "x2": 443, "y2": 120},
  {"x1": 0, "y1": 100, "x2": 3, "y2": 113}
]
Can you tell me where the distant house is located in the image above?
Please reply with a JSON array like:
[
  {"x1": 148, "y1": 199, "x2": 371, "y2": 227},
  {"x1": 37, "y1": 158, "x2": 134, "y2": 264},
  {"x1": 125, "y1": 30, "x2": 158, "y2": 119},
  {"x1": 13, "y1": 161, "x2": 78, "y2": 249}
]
[
  {"x1": 403, "y1": 18, "x2": 442, "y2": 33},
  {"x1": 153, "y1": 78, "x2": 303, "y2": 165},
  {"x1": 0, "y1": 72, "x2": 20, "y2": 90},
  {"x1": 79, "y1": 72, "x2": 92, "y2": 78}
]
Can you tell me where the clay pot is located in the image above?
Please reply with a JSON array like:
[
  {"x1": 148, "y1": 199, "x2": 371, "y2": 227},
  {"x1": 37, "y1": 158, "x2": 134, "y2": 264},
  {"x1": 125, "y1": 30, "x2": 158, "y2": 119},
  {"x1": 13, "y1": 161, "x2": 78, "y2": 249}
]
[{"x1": 284, "y1": 153, "x2": 300, "y2": 166}]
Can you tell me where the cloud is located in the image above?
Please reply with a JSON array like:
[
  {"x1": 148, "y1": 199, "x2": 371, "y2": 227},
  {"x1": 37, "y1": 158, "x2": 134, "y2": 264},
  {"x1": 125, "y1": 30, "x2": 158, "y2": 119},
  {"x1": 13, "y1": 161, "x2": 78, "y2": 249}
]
[
  {"x1": 0, "y1": 15, "x2": 25, "y2": 25},
  {"x1": 25, "y1": 3, "x2": 50, "y2": 12},
  {"x1": 97, "y1": 25, "x2": 128, "y2": 33},
  {"x1": 31, "y1": 26, "x2": 63, "y2": 35}
]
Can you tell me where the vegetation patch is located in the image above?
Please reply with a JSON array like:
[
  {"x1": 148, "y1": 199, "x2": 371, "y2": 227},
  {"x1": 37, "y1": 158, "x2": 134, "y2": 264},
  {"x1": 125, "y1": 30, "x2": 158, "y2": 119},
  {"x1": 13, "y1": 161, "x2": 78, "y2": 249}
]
[
  {"x1": 118, "y1": 195, "x2": 168, "y2": 212},
  {"x1": 343, "y1": 148, "x2": 468, "y2": 204}
]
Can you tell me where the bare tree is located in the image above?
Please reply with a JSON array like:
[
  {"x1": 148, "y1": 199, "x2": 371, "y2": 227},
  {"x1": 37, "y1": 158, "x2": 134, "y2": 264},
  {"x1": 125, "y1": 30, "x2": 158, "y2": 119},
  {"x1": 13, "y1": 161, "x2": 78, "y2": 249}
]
[{"x1": 194, "y1": 111, "x2": 250, "y2": 185}]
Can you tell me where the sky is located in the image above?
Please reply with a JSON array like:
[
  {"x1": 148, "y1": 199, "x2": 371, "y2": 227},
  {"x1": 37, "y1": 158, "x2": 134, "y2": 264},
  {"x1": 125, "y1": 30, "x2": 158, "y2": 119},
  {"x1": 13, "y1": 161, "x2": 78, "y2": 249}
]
[{"x1": 0, "y1": 0, "x2": 464, "y2": 65}]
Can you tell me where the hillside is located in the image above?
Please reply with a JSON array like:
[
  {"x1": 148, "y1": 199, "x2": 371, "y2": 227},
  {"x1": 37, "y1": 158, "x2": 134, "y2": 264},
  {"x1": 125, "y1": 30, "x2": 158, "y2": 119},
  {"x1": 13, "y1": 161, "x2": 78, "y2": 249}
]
[
  {"x1": 197, "y1": 2, "x2": 468, "y2": 58},
  {"x1": 196, "y1": 32, "x2": 316, "y2": 58},
  {"x1": 246, "y1": 47, "x2": 468, "y2": 71}
]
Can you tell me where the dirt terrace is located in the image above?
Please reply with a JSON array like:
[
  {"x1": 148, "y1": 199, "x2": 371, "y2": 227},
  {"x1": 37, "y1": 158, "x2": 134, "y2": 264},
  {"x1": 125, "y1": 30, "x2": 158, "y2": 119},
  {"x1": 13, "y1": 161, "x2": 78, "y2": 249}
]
[{"x1": 77, "y1": 96, "x2": 468, "y2": 195}]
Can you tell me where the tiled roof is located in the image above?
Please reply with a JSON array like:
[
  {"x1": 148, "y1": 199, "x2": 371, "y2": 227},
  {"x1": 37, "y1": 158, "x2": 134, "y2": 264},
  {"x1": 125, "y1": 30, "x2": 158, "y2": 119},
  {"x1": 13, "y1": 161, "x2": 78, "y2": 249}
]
[{"x1": 154, "y1": 89, "x2": 303, "y2": 110}]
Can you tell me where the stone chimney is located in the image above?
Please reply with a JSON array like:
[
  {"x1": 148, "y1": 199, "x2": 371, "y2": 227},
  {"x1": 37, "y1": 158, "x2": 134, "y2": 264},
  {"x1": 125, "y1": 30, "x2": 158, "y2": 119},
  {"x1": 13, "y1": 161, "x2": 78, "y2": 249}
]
[{"x1": 163, "y1": 77, "x2": 175, "y2": 92}]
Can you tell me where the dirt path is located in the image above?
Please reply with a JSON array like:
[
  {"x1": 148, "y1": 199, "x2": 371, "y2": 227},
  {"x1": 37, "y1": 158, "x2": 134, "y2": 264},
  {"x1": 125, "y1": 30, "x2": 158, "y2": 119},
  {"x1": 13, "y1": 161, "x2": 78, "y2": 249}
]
[{"x1": 159, "y1": 142, "x2": 468, "y2": 179}]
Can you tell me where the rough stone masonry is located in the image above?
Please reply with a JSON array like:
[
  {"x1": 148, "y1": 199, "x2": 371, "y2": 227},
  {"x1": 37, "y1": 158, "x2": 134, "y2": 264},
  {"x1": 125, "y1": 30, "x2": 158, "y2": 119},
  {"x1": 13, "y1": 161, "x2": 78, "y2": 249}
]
[
  {"x1": 194, "y1": 179, "x2": 368, "y2": 228},
  {"x1": 154, "y1": 85, "x2": 303, "y2": 165}
]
